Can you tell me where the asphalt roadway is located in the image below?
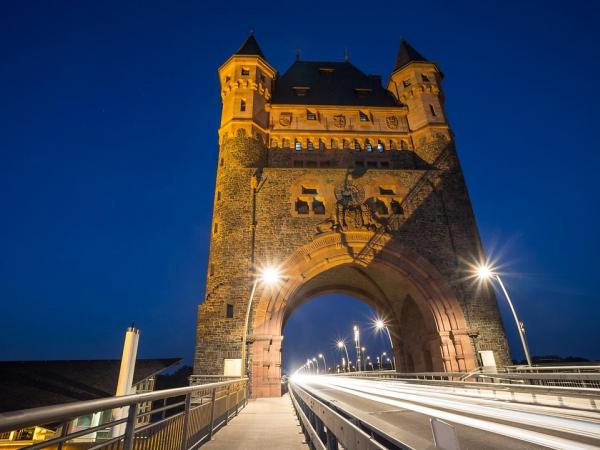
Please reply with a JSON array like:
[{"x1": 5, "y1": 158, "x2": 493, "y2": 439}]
[{"x1": 292, "y1": 376, "x2": 600, "y2": 449}]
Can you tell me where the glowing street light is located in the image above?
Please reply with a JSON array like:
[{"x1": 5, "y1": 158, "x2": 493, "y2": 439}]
[
  {"x1": 374, "y1": 318, "x2": 396, "y2": 371},
  {"x1": 312, "y1": 357, "x2": 319, "y2": 374},
  {"x1": 475, "y1": 263, "x2": 532, "y2": 367},
  {"x1": 337, "y1": 340, "x2": 350, "y2": 372},
  {"x1": 353, "y1": 325, "x2": 361, "y2": 372},
  {"x1": 241, "y1": 266, "x2": 282, "y2": 376},
  {"x1": 318, "y1": 353, "x2": 328, "y2": 373},
  {"x1": 380, "y1": 352, "x2": 387, "y2": 369}
]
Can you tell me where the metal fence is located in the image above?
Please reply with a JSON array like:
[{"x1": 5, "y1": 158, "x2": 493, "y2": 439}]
[
  {"x1": 0, "y1": 378, "x2": 248, "y2": 450},
  {"x1": 332, "y1": 368, "x2": 600, "y2": 389},
  {"x1": 289, "y1": 383, "x2": 409, "y2": 450}
]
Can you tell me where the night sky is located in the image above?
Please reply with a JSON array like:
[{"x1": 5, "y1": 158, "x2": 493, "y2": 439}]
[{"x1": 2, "y1": 1, "x2": 599, "y2": 373}]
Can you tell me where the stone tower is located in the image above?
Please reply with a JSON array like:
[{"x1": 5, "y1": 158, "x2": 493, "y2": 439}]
[{"x1": 194, "y1": 35, "x2": 511, "y2": 397}]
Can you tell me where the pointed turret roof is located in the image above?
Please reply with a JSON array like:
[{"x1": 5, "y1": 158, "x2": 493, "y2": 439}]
[
  {"x1": 234, "y1": 32, "x2": 265, "y2": 59},
  {"x1": 393, "y1": 39, "x2": 429, "y2": 71}
]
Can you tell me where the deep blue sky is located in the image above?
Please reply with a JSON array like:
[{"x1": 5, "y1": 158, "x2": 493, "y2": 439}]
[{"x1": 1, "y1": 1, "x2": 599, "y2": 371}]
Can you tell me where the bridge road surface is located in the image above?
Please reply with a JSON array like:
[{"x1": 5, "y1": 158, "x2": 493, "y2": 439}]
[
  {"x1": 203, "y1": 393, "x2": 308, "y2": 450},
  {"x1": 292, "y1": 375, "x2": 600, "y2": 449}
]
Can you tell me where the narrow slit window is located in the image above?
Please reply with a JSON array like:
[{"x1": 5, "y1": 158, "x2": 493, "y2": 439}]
[
  {"x1": 377, "y1": 141, "x2": 385, "y2": 152},
  {"x1": 302, "y1": 186, "x2": 318, "y2": 195},
  {"x1": 359, "y1": 111, "x2": 369, "y2": 122},
  {"x1": 213, "y1": 222, "x2": 219, "y2": 234},
  {"x1": 241, "y1": 68, "x2": 250, "y2": 76},
  {"x1": 429, "y1": 104, "x2": 437, "y2": 116},
  {"x1": 379, "y1": 187, "x2": 395, "y2": 195},
  {"x1": 391, "y1": 200, "x2": 403, "y2": 215},
  {"x1": 365, "y1": 141, "x2": 372, "y2": 152},
  {"x1": 295, "y1": 141, "x2": 302, "y2": 151},
  {"x1": 354, "y1": 140, "x2": 361, "y2": 152},
  {"x1": 296, "y1": 199, "x2": 309, "y2": 214},
  {"x1": 240, "y1": 100, "x2": 246, "y2": 112},
  {"x1": 226, "y1": 304, "x2": 234, "y2": 318},
  {"x1": 375, "y1": 199, "x2": 389, "y2": 215},
  {"x1": 210, "y1": 264, "x2": 215, "y2": 276},
  {"x1": 217, "y1": 191, "x2": 221, "y2": 201},
  {"x1": 313, "y1": 199, "x2": 325, "y2": 215}
]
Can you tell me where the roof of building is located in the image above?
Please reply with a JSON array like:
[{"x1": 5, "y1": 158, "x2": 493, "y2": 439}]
[
  {"x1": 272, "y1": 60, "x2": 401, "y2": 107},
  {"x1": 0, "y1": 358, "x2": 181, "y2": 412},
  {"x1": 234, "y1": 33, "x2": 265, "y2": 59},
  {"x1": 393, "y1": 39, "x2": 429, "y2": 72}
]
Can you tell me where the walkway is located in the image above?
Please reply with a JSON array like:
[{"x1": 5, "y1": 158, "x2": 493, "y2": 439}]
[{"x1": 203, "y1": 393, "x2": 308, "y2": 450}]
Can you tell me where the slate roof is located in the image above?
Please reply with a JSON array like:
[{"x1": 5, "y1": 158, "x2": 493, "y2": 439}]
[
  {"x1": 234, "y1": 33, "x2": 265, "y2": 59},
  {"x1": 271, "y1": 61, "x2": 401, "y2": 107},
  {"x1": 393, "y1": 39, "x2": 429, "y2": 72},
  {"x1": 0, "y1": 358, "x2": 181, "y2": 412}
]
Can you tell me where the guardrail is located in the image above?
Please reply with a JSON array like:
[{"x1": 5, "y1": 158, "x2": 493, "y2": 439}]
[
  {"x1": 333, "y1": 369, "x2": 600, "y2": 389},
  {"x1": 289, "y1": 383, "x2": 410, "y2": 450},
  {"x1": 0, "y1": 378, "x2": 248, "y2": 450}
]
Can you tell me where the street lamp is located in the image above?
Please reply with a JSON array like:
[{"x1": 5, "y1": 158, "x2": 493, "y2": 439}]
[
  {"x1": 312, "y1": 357, "x2": 319, "y2": 374},
  {"x1": 376, "y1": 356, "x2": 381, "y2": 370},
  {"x1": 361, "y1": 346, "x2": 366, "y2": 371},
  {"x1": 337, "y1": 340, "x2": 350, "y2": 372},
  {"x1": 380, "y1": 352, "x2": 387, "y2": 370},
  {"x1": 341, "y1": 357, "x2": 346, "y2": 372},
  {"x1": 353, "y1": 325, "x2": 361, "y2": 372},
  {"x1": 475, "y1": 263, "x2": 532, "y2": 367},
  {"x1": 241, "y1": 266, "x2": 282, "y2": 376},
  {"x1": 318, "y1": 353, "x2": 328, "y2": 373},
  {"x1": 374, "y1": 318, "x2": 396, "y2": 371}
]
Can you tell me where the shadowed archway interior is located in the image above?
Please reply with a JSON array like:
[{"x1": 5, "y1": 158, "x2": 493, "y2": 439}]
[{"x1": 249, "y1": 231, "x2": 477, "y2": 397}]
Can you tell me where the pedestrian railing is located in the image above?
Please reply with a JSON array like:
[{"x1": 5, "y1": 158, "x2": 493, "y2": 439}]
[{"x1": 0, "y1": 378, "x2": 248, "y2": 450}]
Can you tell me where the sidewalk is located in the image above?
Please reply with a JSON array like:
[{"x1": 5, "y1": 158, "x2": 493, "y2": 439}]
[{"x1": 203, "y1": 393, "x2": 308, "y2": 449}]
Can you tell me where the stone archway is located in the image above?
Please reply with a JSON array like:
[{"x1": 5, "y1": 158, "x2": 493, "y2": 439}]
[{"x1": 249, "y1": 230, "x2": 477, "y2": 397}]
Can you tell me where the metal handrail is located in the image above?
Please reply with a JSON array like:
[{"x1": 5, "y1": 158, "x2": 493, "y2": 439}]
[
  {"x1": 0, "y1": 377, "x2": 249, "y2": 450},
  {"x1": 0, "y1": 378, "x2": 246, "y2": 433}
]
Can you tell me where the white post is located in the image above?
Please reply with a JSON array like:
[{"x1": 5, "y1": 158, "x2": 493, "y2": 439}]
[{"x1": 112, "y1": 326, "x2": 140, "y2": 438}]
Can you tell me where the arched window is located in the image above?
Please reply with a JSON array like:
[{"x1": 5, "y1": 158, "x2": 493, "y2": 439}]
[
  {"x1": 377, "y1": 141, "x2": 385, "y2": 152},
  {"x1": 295, "y1": 140, "x2": 302, "y2": 151},
  {"x1": 365, "y1": 140, "x2": 372, "y2": 152},
  {"x1": 240, "y1": 99, "x2": 246, "y2": 112},
  {"x1": 354, "y1": 140, "x2": 361, "y2": 152},
  {"x1": 307, "y1": 139, "x2": 314, "y2": 151}
]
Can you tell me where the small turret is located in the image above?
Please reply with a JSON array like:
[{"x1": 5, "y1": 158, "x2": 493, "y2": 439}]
[
  {"x1": 218, "y1": 33, "x2": 276, "y2": 146},
  {"x1": 388, "y1": 39, "x2": 448, "y2": 140}
]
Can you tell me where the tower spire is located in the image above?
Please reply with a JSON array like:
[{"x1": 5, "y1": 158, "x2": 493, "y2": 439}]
[
  {"x1": 393, "y1": 38, "x2": 428, "y2": 72},
  {"x1": 235, "y1": 32, "x2": 265, "y2": 59}
]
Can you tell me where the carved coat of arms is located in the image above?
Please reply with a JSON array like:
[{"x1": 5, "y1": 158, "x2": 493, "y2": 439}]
[
  {"x1": 333, "y1": 114, "x2": 346, "y2": 128},
  {"x1": 279, "y1": 113, "x2": 292, "y2": 127},
  {"x1": 386, "y1": 115, "x2": 399, "y2": 129}
]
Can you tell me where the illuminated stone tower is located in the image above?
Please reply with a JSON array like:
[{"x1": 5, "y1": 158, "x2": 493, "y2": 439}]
[{"x1": 194, "y1": 35, "x2": 510, "y2": 397}]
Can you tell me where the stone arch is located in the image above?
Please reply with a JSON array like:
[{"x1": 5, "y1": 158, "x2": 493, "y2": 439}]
[{"x1": 249, "y1": 230, "x2": 477, "y2": 397}]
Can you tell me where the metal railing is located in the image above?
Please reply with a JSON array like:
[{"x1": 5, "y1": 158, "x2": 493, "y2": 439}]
[
  {"x1": 333, "y1": 368, "x2": 600, "y2": 389},
  {"x1": 289, "y1": 383, "x2": 410, "y2": 450},
  {"x1": 0, "y1": 378, "x2": 248, "y2": 450}
]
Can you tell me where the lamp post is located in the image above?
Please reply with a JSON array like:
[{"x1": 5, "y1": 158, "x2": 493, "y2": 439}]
[
  {"x1": 380, "y1": 352, "x2": 387, "y2": 370},
  {"x1": 375, "y1": 318, "x2": 396, "y2": 371},
  {"x1": 318, "y1": 353, "x2": 328, "y2": 373},
  {"x1": 241, "y1": 266, "x2": 282, "y2": 377},
  {"x1": 337, "y1": 340, "x2": 350, "y2": 372},
  {"x1": 376, "y1": 356, "x2": 381, "y2": 370},
  {"x1": 341, "y1": 357, "x2": 346, "y2": 372},
  {"x1": 353, "y1": 324, "x2": 361, "y2": 372},
  {"x1": 361, "y1": 347, "x2": 367, "y2": 371},
  {"x1": 306, "y1": 358, "x2": 313, "y2": 374},
  {"x1": 476, "y1": 264, "x2": 532, "y2": 367}
]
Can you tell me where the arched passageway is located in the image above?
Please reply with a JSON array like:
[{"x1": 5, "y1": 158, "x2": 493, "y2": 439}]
[{"x1": 249, "y1": 231, "x2": 477, "y2": 397}]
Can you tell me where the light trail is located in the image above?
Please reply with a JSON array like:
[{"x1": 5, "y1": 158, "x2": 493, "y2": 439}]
[{"x1": 291, "y1": 375, "x2": 600, "y2": 450}]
